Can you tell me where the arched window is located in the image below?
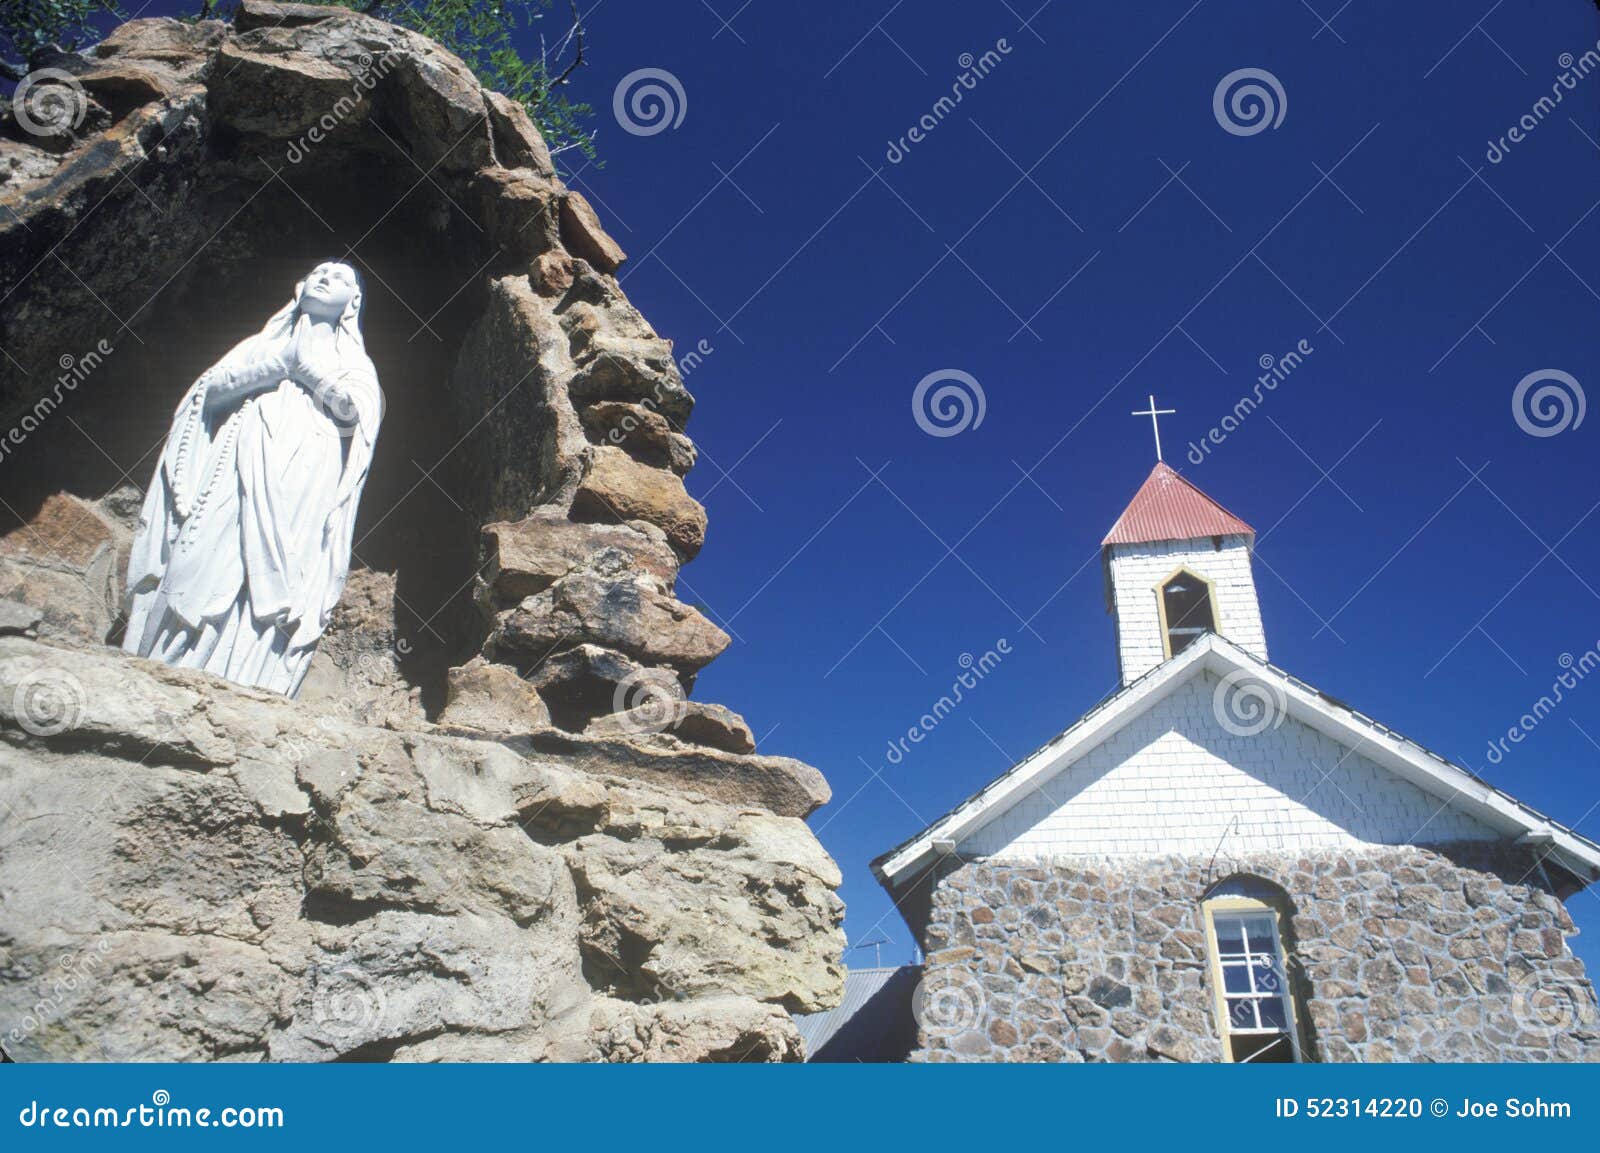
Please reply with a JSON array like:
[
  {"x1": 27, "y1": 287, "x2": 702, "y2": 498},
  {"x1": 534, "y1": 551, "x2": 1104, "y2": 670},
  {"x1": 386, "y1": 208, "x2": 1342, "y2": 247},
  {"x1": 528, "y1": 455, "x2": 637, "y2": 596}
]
[
  {"x1": 1158, "y1": 568, "x2": 1218, "y2": 658},
  {"x1": 1202, "y1": 878, "x2": 1302, "y2": 1063}
]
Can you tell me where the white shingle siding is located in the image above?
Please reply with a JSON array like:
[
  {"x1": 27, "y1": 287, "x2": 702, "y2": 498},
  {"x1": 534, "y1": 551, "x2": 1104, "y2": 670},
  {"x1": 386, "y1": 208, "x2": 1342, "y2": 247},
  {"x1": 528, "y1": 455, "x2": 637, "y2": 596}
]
[
  {"x1": 1108, "y1": 535, "x2": 1267, "y2": 683},
  {"x1": 959, "y1": 672, "x2": 1498, "y2": 860}
]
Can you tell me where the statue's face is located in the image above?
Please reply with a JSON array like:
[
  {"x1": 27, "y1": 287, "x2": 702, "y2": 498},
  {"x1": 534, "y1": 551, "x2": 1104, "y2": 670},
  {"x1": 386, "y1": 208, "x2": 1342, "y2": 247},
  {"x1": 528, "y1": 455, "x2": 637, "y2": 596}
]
[{"x1": 299, "y1": 262, "x2": 359, "y2": 319}]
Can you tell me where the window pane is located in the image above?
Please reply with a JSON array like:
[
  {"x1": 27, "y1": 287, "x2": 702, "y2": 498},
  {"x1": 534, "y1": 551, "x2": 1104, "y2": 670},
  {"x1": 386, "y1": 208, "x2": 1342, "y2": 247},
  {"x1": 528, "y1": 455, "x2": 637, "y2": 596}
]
[
  {"x1": 1250, "y1": 957, "x2": 1283, "y2": 994},
  {"x1": 1244, "y1": 919, "x2": 1276, "y2": 955},
  {"x1": 1226, "y1": 997, "x2": 1259, "y2": 1031},
  {"x1": 1257, "y1": 998, "x2": 1288, "y2": 1030},
  {"x1": 1213, "y1": 917, "x2": 1246, "y2": 956},
  {"x1": 1223, "y1": 964, "x2": 1253, "y2": 994}
]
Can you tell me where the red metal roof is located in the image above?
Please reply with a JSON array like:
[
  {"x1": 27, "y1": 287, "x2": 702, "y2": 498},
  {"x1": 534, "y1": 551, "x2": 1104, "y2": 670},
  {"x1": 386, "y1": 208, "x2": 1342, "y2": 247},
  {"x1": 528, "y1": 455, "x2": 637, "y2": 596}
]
[{"x1": 1102, "y1": 462, "x2": 1255, "y2": 546}]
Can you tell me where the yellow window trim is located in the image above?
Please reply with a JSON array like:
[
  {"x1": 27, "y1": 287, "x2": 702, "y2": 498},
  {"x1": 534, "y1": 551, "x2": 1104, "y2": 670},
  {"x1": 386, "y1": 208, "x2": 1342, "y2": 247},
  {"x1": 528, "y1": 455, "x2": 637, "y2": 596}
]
[
  {"x1": 1201, "y1": 894, "x2": 1302, "y2": 1063},
  {"x1": 1154, "y1": 566, "x2": 1225, "y2": 660}
]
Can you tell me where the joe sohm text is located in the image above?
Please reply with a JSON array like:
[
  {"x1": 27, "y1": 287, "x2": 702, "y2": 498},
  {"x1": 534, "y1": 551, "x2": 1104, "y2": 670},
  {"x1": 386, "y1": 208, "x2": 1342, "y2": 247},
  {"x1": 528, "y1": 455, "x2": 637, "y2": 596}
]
[{"x1": 1275, "y1": 1096, "x2": 1572, "y2": 1120}]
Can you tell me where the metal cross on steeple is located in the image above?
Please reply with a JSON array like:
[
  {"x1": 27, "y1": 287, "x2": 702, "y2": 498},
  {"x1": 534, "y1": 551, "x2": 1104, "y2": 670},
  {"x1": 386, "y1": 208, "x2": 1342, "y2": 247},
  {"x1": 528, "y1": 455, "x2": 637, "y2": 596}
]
[{"x1": 1131, "y1": 394, "x2": 1176, "y2": 462}]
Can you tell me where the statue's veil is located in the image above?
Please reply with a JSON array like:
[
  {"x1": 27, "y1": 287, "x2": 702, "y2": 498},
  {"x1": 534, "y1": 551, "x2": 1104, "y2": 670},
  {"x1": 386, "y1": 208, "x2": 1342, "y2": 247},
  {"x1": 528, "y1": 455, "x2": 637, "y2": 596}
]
[{"x1": 212, "y1": 261, "x2": 377, "y2": 404}]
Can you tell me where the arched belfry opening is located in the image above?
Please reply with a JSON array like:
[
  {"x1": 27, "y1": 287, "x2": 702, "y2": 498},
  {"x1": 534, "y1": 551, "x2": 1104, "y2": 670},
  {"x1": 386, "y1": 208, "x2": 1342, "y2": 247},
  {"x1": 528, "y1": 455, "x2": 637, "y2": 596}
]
[{"x1": 1158, "y1": 567, "x2": 1217, "y2": 658}]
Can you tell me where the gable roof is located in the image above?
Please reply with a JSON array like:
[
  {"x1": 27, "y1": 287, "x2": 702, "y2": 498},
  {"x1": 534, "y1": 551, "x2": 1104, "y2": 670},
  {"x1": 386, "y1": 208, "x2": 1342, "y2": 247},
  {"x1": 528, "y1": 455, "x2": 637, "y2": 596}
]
[
  {"x1": 872, "y1": 634, "x2": 1600, "y2": 889},
  {"x1": 1102, "y1": 462, "x2": 1255, "y2": 546}
]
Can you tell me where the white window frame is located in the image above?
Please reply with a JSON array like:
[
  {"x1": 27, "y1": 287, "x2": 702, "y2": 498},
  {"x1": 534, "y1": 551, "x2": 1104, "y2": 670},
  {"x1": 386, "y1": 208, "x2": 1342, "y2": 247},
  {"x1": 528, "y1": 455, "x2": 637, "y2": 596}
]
[{"x1": 1202, "y1": 895, "x2": 1301, "y2": 1063}]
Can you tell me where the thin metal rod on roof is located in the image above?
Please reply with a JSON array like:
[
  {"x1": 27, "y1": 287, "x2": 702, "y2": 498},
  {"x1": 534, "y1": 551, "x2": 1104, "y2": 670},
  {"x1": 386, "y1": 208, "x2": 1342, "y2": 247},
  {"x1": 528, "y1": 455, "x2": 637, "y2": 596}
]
[{"x1": 851, "y1": 934, "x2": 892, "y2": 969}]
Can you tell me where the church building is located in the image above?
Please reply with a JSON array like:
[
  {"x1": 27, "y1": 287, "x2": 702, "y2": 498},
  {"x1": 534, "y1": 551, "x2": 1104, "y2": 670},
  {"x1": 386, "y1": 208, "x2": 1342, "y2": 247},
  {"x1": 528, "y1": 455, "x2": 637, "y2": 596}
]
[{"x1": 871, "y1": 458, "x2": 1600, "y2": 1062}]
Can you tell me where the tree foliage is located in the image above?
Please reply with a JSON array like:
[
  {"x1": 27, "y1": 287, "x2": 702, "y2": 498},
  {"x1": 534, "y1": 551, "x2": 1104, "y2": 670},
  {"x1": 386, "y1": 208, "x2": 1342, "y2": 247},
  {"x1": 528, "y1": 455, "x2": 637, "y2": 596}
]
[
  {"x1": 319, "y1": 0, "x2": 596, "y2": 164},
  {"x1": 1, "y1": 0, "x2": 597, "y2": 164},
  {"x1": 1, "y1": 0, "x2": 123, "y2": 78}
]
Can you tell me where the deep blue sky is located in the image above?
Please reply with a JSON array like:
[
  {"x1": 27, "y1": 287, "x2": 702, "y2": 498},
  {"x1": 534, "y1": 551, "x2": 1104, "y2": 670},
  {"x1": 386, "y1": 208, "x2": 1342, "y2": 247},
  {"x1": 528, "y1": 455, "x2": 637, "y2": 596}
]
[
  {"x1": 550, "y1": 0, "x2": 1600, "y2": 970},
  {"x1": 130, "y1": 1, "x2": 1600, "y2": 970}
]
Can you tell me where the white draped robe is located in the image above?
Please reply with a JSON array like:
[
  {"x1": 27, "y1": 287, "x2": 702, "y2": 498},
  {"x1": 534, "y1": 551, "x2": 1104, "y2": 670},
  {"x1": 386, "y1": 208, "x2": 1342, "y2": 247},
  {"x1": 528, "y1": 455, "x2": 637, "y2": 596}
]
[{"x1": 123, "y1": 295, "x2": 382, "y2": 696}]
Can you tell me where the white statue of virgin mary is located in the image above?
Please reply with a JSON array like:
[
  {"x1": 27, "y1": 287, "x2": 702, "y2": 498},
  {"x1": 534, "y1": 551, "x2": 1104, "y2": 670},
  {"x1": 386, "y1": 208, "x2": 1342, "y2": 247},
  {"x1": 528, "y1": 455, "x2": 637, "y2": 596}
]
[{"x1": 123, "y1": 261, "x2": 383, "y2": 697}]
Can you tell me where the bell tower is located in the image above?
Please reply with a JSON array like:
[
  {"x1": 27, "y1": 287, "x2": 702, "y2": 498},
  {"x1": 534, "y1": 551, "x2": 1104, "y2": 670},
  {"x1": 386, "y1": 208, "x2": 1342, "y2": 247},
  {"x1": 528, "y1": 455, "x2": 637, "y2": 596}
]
[{"x1": 1102, "y1": 461, "x2": 1267, "y2": 684}]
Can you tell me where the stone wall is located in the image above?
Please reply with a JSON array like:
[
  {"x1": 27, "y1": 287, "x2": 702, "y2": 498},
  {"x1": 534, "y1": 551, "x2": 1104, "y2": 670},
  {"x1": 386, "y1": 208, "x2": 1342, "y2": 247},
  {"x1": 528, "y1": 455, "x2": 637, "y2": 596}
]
[
  {"x1": 0, "y1": 2, "x2": 729, "y2": 734},
  {"x1": 913, "y1": 847, "x2": 1600, "y2": 1062},
  {"x1": 0, "y1": 637, "x2": 842, "y2": 1061},
  {"x1": 0, "y1": 4, "x2": 846, "y2": 1061}
]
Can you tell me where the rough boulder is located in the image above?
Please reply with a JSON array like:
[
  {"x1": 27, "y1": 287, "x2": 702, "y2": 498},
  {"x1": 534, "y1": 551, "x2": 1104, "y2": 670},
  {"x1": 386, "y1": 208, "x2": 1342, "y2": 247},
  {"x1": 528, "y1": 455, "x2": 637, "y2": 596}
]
[{"x1": 0, "y1": 2, "x2": 844, "y2": 1061}]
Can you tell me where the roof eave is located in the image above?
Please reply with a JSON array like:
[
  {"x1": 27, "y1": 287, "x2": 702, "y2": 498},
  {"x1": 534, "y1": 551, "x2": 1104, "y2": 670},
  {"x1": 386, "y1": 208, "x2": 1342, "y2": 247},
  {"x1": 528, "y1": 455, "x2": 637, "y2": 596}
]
[{"x1": 874, "y1": 636, "x2": 1600, "y2": 888}]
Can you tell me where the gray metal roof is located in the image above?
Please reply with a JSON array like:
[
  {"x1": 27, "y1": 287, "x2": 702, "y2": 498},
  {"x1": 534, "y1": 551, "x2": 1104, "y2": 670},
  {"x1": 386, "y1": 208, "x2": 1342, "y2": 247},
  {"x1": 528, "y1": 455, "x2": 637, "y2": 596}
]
[{"x1": 792, "y1": 966, "x2": 921, "y2": 1062}]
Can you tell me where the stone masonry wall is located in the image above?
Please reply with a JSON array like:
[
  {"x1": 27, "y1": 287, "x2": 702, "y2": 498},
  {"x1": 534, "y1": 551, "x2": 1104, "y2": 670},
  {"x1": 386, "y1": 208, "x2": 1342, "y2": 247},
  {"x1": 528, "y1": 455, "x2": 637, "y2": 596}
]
[{"x1": 913, "y1": 846, "x2": 1600, "y2": 1062}]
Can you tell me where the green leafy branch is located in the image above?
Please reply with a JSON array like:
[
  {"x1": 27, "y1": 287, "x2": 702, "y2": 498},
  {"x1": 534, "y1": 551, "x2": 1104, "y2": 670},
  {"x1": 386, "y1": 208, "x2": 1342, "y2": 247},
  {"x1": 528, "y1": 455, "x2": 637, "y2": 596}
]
[{"x1": 1, "y1": 0, "x2": 598, "y2": 164}]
